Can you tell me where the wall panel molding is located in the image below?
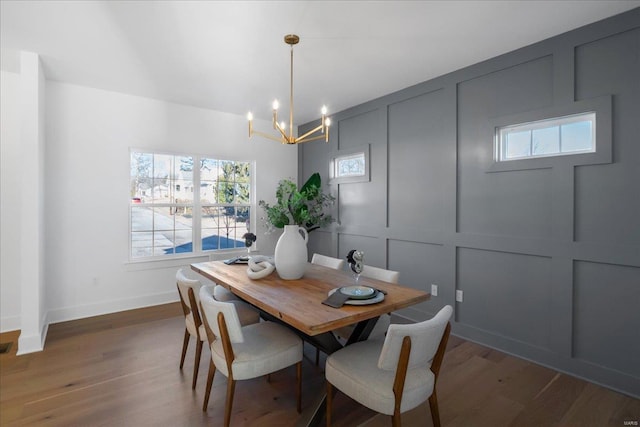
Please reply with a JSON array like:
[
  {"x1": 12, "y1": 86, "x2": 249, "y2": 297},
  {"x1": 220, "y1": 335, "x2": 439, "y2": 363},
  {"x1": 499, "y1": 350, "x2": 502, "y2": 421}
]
[{"x1": 301, "y1": 9, "x2": 640, "y2": 397}]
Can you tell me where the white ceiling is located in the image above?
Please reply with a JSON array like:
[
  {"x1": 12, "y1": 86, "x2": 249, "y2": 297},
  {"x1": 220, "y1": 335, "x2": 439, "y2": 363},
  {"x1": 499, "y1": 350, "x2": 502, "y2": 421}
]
[{"x1": 2, "y1": 1, "x2": 638, "y2": 124}]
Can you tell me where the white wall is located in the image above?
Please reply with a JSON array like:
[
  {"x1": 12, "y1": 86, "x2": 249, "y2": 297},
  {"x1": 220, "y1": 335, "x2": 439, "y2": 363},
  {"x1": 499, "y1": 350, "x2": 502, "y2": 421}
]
[
  {"x1": 1, "y1": 71, "x2": 297, "y2": 335},
  {"x1": 44, "y1": 81, "x2": 297, "y2": 323},
  {"x1": 0, "y1": 70, "x2": 22, "y2": 332}
]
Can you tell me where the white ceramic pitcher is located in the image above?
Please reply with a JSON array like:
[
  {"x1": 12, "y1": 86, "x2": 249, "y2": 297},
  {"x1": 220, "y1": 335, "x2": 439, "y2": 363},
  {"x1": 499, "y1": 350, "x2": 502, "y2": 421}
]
[{"x1": 274, "y1": 225, "x2": 309, "y2": 280}]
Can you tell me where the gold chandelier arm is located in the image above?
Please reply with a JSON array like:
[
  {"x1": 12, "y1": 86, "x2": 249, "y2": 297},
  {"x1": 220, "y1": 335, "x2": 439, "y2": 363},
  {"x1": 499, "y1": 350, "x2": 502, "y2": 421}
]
[
  {"x1": 294, "y1": 128, "x2": 330, "y2": 144},
  {"x1": 250, "y1": 129, "x2": 293, "y2": 144},
  {"x1": 295, "y1": 123, "x2": 325, "y2": 142},
  {"x1": 294, "y1": 134, "x2": 329, "y2": 144},
  {"x1": 274, "y1": 121, "x2": 290, "y2": 140}
]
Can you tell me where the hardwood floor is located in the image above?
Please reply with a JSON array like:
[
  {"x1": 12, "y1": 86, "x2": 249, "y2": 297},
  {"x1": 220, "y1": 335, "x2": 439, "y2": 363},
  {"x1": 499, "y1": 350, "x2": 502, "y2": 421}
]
[{"x1": 1, "y1": 303, "x2": 638, "y2": 426}]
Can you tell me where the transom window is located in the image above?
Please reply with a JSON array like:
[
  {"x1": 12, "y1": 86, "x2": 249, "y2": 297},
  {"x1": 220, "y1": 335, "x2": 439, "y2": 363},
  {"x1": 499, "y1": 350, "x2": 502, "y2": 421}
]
[
  {"x1": 335, "y1": 152, "x2": 366, "y2": 178},
  {"x1": 130, "y1": 151, "x2": 252, "y2": 260},
  {"x1": 496, "y1": 112, "x2": 595, "y2": 161},
  {"x1": 329, "y1": 144, "x2": 370, "y2": 185}
]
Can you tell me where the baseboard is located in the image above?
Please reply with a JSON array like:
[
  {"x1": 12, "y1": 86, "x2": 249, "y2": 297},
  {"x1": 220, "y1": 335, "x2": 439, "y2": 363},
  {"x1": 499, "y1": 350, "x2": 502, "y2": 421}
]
[
  {"x1": 16, "y1": 322, "x2": 47, "y2": 355},
  {"x1": 46, "y1": 291, "x2": 179, "y2": 325}
]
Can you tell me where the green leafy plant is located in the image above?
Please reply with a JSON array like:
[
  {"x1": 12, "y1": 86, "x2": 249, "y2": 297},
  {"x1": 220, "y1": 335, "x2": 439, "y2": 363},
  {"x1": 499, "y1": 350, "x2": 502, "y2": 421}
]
[{"x1": 259, "y1": 173, "x2": 335, "y2": 233}]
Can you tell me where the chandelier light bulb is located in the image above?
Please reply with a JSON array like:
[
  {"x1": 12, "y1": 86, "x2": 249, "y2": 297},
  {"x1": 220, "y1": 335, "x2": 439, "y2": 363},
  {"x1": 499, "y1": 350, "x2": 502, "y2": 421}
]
[
  {"x1": 321, "y1": 105, "x2": 327, "y2": 115},
  {"x1": 272, "y1": 100, "x2": 279, "y2": 110},
  {"x1": 325, "y1": 118, "x2": 331, "y2": 127},
  {"x1": 280, "y1": 121, "x2": 287, "y2": 130},
  {"x1": 247, "y1": 112, "x2": 253, "y2": 121}
]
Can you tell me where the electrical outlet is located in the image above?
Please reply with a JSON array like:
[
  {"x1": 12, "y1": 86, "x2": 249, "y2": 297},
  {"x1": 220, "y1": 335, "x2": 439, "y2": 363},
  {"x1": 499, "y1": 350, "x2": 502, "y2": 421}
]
[
  {"x1": 456, "y1": 290, "x2": 463, "y2": 302},
  {"x1": 430, "y1": 284, "x2": 438, "y2": 297}
]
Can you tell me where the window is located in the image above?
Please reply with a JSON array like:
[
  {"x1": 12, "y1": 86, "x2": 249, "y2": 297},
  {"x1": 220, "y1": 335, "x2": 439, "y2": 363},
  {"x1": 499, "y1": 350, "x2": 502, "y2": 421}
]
[
  {"x1": 130, "y1": 151, "x2": 252, "y2": 260},
  {"x1": 335, "y1": 152, "x2": 366, "y2": 178},
  {"x1": 497, "y1": 112, "x2": 595, "y2": 161},
  {"x1": 329, "y1": 144, "x2": 370, "y2": 184}
]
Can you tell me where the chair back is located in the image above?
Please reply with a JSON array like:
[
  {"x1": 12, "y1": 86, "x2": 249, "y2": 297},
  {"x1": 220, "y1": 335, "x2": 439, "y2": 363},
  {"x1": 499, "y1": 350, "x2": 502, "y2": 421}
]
[
  {"x1": 199, "y1": 285, "x2": 245, "y2": 343},
  {"x1": 378, "y1": 305, "x2": 452, "y2": 371},
  {"x1": 361, "y1": 265, "x2": 400, "y2": 284},
  {"x1": 176, "y1": 268, "x2": 203, "y2": 313},
  {"x1": 311, "y1": 253, "x2": 346, "y2": 270}
]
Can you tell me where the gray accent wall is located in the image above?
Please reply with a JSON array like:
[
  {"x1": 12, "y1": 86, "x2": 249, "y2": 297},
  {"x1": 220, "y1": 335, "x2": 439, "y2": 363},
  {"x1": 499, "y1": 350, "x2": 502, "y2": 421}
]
[{"x1": 299, "y1": 9, "x2": 640, "y2": 397}]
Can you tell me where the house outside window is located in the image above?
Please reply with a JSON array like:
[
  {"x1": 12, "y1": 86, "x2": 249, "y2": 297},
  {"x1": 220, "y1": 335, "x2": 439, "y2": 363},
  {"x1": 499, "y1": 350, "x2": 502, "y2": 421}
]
[{"x1": 130, "y1": 151, "x2": 252, "y2": 260}]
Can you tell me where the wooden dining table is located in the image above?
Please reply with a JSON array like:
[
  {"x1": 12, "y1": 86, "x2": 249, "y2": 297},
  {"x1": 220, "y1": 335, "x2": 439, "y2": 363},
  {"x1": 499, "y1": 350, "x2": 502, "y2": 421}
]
[{"x1": 191, "y1": 260, "x2": 430, "y2": 426}]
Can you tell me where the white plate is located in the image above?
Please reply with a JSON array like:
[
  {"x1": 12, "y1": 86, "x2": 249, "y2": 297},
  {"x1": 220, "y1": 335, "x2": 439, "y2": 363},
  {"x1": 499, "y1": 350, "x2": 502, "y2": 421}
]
[
  {"x1": 339, "y1": 285, "x2": 376, "y2": 299},
  {"x1": 328, "y1": 288, "x2": 385, "y2": 305}
]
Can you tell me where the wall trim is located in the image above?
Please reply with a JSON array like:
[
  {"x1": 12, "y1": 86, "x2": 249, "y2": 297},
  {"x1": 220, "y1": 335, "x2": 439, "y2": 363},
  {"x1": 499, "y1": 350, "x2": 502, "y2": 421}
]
[
  {"x1": 16, "y1": 311, "x2": 48, "y2": 355},
  {"x1": 47, "y1": 291, "x2": 178, "y2": 325}
]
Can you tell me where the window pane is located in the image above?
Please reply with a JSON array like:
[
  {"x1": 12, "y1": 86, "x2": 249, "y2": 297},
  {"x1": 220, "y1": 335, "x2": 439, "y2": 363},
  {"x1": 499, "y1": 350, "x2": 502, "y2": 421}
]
[
  {"x1": 200, "y1": 180, "x2": 216, "y2": 203},
  {"x1": 175, "y1": 156, "x2": 194, "y2": 203},
  {"x1": 219, "y1": 206, "x2": 239, "y2": 242},
  {"x1": 220, "y1": 160, "x2": 234, "y2": 181},
  {"x1": 131, "y1": 206, "x2": 152, "y2": 232},
  {"x1": 172, "y1": 229, "x2": 193, "y2": 254},
  {"x1": 505, "y1": 130, "x2": 531, "y2": 159},
  {"x1": 201, "y1": 228, "x2": 220, "y2": 251},
  {"x1": 336, "y1": 153, "x2": 365, "y2": 177},
  {"x1": 131, "y1": 153, "x2": 153, "y2": 200},
  {"x1": 235, "y1": 183, "x2": 250, "y2": 204},
  {"x1": 237, "y1": 162, "x2": 251, "y2": 180},
  {"x1": 202, "y1": 206, "x2": 224, "y2": 252},
  {"x1": 201, "y1": 206, "x2": 218, "y2": 229},
  {"x1": 131, "y1": 231, "x2": 153, "y2": 258},
  {"x1": 175, "y1": 206, "x2": 193, "y2": 232},
  {"x1": 561, "y1": 121, "x2": 593, "y2": 152},
  {"x1": 218, "y1": 181, "x2": 234, "y2": 204},
  {"x1": 155, "y1": 229, "x2": 175, "y2": 255},
  {"x1": 236, "y1": 206, "x2": 250, "y2": 229},
  {"x1": 532, "y1": 126, "x2": 560, "y2": 155},
  {"x1": 201, "y1": 206, "x2": 248, "y2": 251}
]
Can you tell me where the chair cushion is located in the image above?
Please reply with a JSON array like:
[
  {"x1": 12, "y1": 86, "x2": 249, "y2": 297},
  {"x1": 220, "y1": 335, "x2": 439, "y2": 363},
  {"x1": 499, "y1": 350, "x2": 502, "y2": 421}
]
[
  {"x1": 326, "y1": 339, "x2": 434, "y2": 415},
  {"x1": 230, "y1": 300, "x2": 261, "y2": 326},
  {"x1": 213, "y1": 284, "x2": 236, "y2": 301},
  {"x1": 185, "y1": 313, "x2": 206, "y2": 341},
  {"x1": 211, "y1": 321, "x2": 302, "y2": 381}
]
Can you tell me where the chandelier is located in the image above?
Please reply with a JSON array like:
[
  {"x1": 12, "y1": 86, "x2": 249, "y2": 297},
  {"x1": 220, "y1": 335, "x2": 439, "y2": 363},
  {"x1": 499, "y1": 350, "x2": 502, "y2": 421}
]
[{"x1": 247, "y1": 34, "x2": 330, "y2": 144}]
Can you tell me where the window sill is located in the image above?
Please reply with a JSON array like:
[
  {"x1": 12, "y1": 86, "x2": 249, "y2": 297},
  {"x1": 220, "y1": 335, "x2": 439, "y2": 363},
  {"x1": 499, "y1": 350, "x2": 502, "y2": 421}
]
[{"x1": 123, "y1": 249, "x2": 249, "y2": 271}]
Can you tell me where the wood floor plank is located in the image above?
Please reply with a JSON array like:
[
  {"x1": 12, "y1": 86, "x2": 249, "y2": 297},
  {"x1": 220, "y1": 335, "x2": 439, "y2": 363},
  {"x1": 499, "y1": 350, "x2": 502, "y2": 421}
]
[
  {"x1": 2, "y1": 303, "x2": 638, "y2": 427},
  {"x1": 508, "y1": 373, "x2": 587, "y2": 427}
]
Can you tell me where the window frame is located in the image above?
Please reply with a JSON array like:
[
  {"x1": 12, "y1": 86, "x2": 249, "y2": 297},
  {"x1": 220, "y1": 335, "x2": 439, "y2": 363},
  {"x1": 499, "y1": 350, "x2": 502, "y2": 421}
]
[
  {"x1": 129, "y1": 149, "x2": 255, "y2": 262},
  {"x1": 487, "y1": 95, "x2": 612, "y2": 173}
]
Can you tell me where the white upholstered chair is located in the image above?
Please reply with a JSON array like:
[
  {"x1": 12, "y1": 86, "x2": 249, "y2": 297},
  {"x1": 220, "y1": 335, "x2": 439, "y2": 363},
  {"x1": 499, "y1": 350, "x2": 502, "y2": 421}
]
[
  {"x1": 213, "y1": 283, "x2": 236, "y2": 302},
  {"x1": 199, "y1": 286, "x2": 303, "y2": 426},
  {"x1": 311, "y1": 253, "x2": 346, "y2": 271},
  {"x1": 310, "y1": 253, "x2": 346, "y2": 364},
  {"x1": 361, "y1": 264, "x2": 400, "y2": 284},
  {"x1": 176, "y1": 269, "x2": 259, "y2": 390},
  {"x1": 326, "y1": 305, "x2": 453, "y2": 427},
  {"x1": 334, "y1": 265, "x2": 400, "y2": 343}
]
